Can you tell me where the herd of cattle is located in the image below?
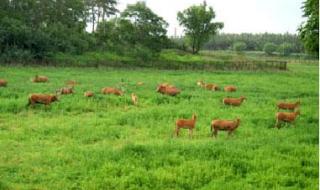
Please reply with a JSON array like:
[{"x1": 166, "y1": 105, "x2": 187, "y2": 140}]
[{"x1": 0, "y1": 75, "x2": 300, "y2": 138}]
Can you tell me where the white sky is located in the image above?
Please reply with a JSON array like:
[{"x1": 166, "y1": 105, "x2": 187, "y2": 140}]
[{"x1": 117, "y1": 0, "x2": 305, "y2": 36}]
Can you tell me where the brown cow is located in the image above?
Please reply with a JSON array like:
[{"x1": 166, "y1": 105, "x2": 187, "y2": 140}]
[
  {"x1": 211, "y1": 118, "x2": 241, "y2": 137},
  {"x1": 275, "y1": 110, "x2": 300, "y2": 128},
  {"x1": 0, "y1": 79, "x2": 7, "y2": 87},
  {"x1": 197, "y1": 81, "x2": 220, "y2": 91},
  {"x1": 175, "y1": 114, "x2": 197, "y2": 138},
  {"x1": 32, "y1": 75, "x2": 48, "y2": 83},
  {"x1": 223, "y1": 96, "x2": 246, "y2": 106},
  {"x1": 66, "y1": 80, "x2": 77, "y2": 86},
  {"x1": 27, "y1": 94, "x2": 58, "y2": 106},
  {"x1": 131, "y1": 93, "x2": 138, "y2": 105},
  {"x1": 84, "y1": 91, "x2": 94, "y2": 97},
  {"x1": 224, "y1": 85, "x2": 237, "y2": 92},
  {"x1": 277, "y1": 100, "x2": 300, "y2": 111},
  {"x1": 57, "y1": 87, "x2": 74, "y2": 95},
  {"x1": 101, "y1": 87, "x2": 123, "y2": 96},
  {"x1": 156, "y1": 84, "x2": 180, "y2": 96}
]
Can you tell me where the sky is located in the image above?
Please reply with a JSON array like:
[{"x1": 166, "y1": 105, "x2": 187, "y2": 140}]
[{"x1": 117, "y1": 0, "x2": 305, "y2": 36}]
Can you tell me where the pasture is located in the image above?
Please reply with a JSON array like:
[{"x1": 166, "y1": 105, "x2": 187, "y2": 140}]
[{"x1": 0, "y1": 63, "x2": 318, "y2": 189}]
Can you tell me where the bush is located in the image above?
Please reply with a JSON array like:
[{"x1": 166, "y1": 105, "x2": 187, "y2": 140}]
[
  {"x1": 277, "y1": 43, "x2": 293, "y2": 56},
  {"x1": 233, "y1": 42, "x2": 247, "y2": 53},
  {"x1": 0, "y1": 47, "x2": 33, "y2": 63},
  {"x1": 263, "y1": 42, "x2": 277, "y2": 55},
  {"x1": 130, "y1": 45, "x2": 156, "y2": 62}
]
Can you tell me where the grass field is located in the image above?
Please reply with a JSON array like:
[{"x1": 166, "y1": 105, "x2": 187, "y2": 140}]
[{"x1": 0, "y1": 63, "x2": 318, "y2": 189}]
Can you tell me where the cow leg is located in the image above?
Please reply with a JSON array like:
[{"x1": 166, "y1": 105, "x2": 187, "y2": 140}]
[
  {"x1": 189, "y1": 129, "x2": 193, "y2": 138},
  {"x1": 175, "y1": 127, "x2": 180, "y2": 137},
  {"x1": 30, "y1": 101, "x2": 36, "y2": 107},
  {"x1": 211, "y1": 126, "x2": 214, "y2": 137},
  {"x1": 275, "y1": 119, "x2": 279, "y2": 129},
  {"x1": 214, "y1": 129, "x2": 218, "y2": 138}
]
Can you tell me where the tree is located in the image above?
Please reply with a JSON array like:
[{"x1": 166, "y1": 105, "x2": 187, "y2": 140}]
[
  {"x1": 177, "y1": 2, "x2": 223, "y2": 54},
  {"x1": 203, "y1": 33, "x2": 303, "y2": 53},
  {"x1": 0, "y1": 0, "x2": 95, "y2": 60},
  {"x1": 85, "y1": 0, "x2": 118, "y2": 33},
  {"x1": 263, "y1": 42, "x2": 277, "y2": 55},
  {"x1": 120, "y1": 1, "x2": 169, "y2": 52},
  {"x1": 298, "y1": 0, "x2": 319, "y2": 55},
  {"x1": 277, "y1": 43, "x2": 293, "y2": 56},
  {"x1": 233, "y1": 42, "x2": 247, "y2": 53}
]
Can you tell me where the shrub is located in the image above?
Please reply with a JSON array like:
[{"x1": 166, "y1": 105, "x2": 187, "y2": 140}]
[
  {"x1": 130, "y1": 45, "x2": 156, "y2": 62},
  {"x1": 277, "y1": 43, "x2": 293, "y2": 56},
  {"x1": 0, "y1": 47, "x2": 33, "y2": 63},
  {"x1": 263, "y1": 42, "x2": 277, "y2": 55},
  {"x1": 233, "y1": 42, "x2": 247, "y2": 53}
]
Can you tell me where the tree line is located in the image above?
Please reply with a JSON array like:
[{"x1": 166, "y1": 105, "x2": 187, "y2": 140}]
[
  {"x1": 203, "y1": 33, "x2": 303, "y2": 52},
  {"x1": 0, "y1": 0, "x2": 318, "y2": 63}
]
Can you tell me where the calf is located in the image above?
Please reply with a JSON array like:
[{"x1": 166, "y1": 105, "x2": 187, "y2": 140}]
[
  {"x1": 32, "y1": 75, "x2": 48, "y2": 83},
  {"x1": 175, "y1": 114, "x2": 197, "y2": 138},
  {"x1": 275, "y1": 110, "x2": 300, "y2": 128},
  {"x1": 0, "y1": 79, "x2": 7, "y2": 87},
  {"x1": 156, "y1": 84, "x2": 180, "y2": 96},
  {"x1": 137, "y1": 82, "x2": 144, "y2": 86},
  {"x1": 27, "y1": 94, "x2": 58, "y2": 106},
  {"x1": 131, "y1": 93, "x2": 138, "y2": 105},
  {"x1": 66, "y1": 80, "x2": 77, "y2": 86},
  {"x1": 58, "y1": 87, "x2": 74, "y2": 95},
  {"x1": 277, "y1": 100, "x2": 300, "y2": 111},
  {"x1": 211, "y1": 118, "x2": 241, "y2": 137},
  {"x1": 101, "y1": 87, "x2": 123, "y2": 96},
  {"x1": 197, "y1": 81, "x2": 219, "y2": 91},
  {"x1": 223, "y1": 96, "x2": 246, "y2": 106},
  {"x1": 224, "y1": 85, "x2": 237, "y2": 92},
  {"x1": 84, "y1": 91, "x2": 94, "y2": 97}
]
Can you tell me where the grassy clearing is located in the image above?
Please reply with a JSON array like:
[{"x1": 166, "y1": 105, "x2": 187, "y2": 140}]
[{"x1": 0, "y1": 63, "x2": 318, "y2": 189}]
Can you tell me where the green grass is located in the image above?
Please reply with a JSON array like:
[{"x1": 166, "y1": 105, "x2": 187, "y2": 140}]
[{"x1": 0, "y1": 63, "x2": 318, "y2": 189}]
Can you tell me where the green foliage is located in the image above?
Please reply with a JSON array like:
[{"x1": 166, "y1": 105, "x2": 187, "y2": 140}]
[
  {"x1": 298, "y1": 0, "x2": 319, "y2": 55},
  {"x1": 120, "y1": 1, "x2": 169, "y2": 52},
  {"x1": 0, "y1": 17, "x2": 52, "y2": 60},
  {"x1": 278, "y1": 43, "x2": 293, "y2": 56},
  {"x1": 49, "y1": 49, "x2": 296, "y2": 71},
  {"x1": 203, "y1": 33, "x2": 303, "y2": 53},
  {"x1": 87, "y1": 0, "x2": 118, "y2": 32},
  {"x1": 177, "y1": 2, "x2": 223, "y2": 54},
  {"x1": 263, "y1": 43, "x2": 277, "y2": 55},
  {"x1": 0, "y1": 0, "x2": 116, "y2": 62},
  {"x1": 169, "y1": 38, "x2": 188, "y2": 51},
  {"x1": 0, "y1": 64, "x2": 318, "y2": 189},
  {"x1": 233, "y1": 42, "x2": 247, "y2": 52},
  {"x1": 130, "y1": 45, "x2": 156, "y2": 62},
  {"x1": 95, "y1": 19, "x2": 118, "y2": 50},
  {"x1": 94, "y1": 1, "x2": 169, "y2": 60}
]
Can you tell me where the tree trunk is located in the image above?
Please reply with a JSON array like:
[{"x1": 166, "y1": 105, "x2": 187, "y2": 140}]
[
  {"x1": 102, "y1": 8, "x2": 106, "y2": 34},
  {"x1": 91, "y1": 7, "x2": 95, "y2": 32},
  {"x1": 192, "y1": 34, "x2": 196, "y2": 54},
  {"x1": 195, "y1": 39, "x2": 201, "y2": 54},
  {"x1": 97, "y1": 8, "x2": 101, "y2": 26},
  {"x1": 102, "y1": 8, "x2": 105, "y2": 22}
]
